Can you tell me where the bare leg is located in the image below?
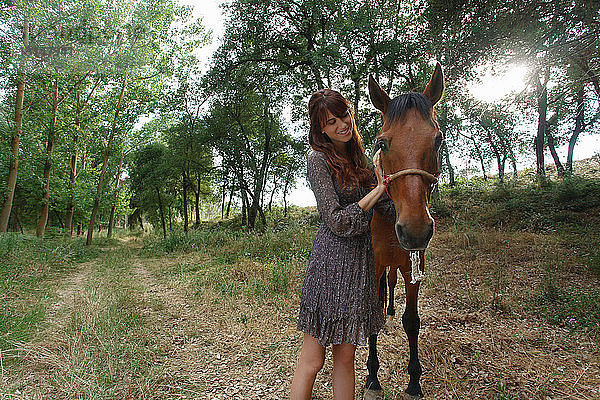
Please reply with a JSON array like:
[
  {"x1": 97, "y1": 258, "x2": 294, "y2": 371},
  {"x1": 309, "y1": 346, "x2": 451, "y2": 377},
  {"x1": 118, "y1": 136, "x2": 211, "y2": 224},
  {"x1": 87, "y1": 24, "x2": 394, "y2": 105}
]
[
  {"x1": 332, "y1": 342, "x2": 356, "y2": 400},
  {"x1": 291, "y1": 333, "x2": 325, "y2": 400}
]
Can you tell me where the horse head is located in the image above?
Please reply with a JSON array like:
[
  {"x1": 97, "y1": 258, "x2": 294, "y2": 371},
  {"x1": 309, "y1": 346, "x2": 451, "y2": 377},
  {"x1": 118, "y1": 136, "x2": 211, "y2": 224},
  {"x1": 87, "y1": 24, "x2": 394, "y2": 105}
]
[{"x1": 369, "y1": 63, "x2": 444, "y2": 250}]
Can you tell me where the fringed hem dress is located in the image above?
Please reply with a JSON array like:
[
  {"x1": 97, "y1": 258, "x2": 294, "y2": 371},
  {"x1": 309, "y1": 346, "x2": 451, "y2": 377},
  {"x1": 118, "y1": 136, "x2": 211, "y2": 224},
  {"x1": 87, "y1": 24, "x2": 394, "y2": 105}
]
[{"x1": 297, "y1": 150, "x2": 396, "y2": 347}]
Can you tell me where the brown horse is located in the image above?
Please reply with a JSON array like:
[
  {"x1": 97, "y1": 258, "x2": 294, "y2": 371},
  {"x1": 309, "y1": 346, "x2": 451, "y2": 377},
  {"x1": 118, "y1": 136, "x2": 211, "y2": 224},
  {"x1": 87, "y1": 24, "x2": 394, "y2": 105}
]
[{"x1": 365, "y1": 63, "x2": 444, "y2": 399}]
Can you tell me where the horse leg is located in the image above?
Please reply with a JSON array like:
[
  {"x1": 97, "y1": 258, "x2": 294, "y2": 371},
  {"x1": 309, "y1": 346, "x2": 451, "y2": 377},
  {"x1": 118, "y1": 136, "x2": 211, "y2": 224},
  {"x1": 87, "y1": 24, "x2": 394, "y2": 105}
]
[
  {"x1": 387, "y1": 266, "x2": 398, "y2": 316},
  {"x1": 401, "y1": 267, "x2": 423, "y2": 398},
  {"x1": 365, "y1": 266, "x2": 385, "y2": 398},
  {"x1": 378, "y1": 268, "x2": 387, "y2": 307},
  {"x1": 365, "y1": 333, "x2": 382, "y2": 394}
]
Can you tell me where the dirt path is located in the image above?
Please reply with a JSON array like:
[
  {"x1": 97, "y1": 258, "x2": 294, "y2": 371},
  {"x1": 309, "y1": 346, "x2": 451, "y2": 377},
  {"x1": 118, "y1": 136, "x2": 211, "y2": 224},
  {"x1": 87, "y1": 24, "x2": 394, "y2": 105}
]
[
  {"x1": 130, "y1": 255, "x2": 297, "y2": 399},
  {"x1": 5, "y1": 235, "x2": 599, "y2": 399}
]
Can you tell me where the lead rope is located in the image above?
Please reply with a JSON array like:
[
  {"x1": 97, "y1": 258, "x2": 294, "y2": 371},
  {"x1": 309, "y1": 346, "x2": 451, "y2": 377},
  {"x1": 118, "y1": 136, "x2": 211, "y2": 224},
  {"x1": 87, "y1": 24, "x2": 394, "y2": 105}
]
[{"x1": 410, "y1": 251, "x2": 425, "y2": 284}]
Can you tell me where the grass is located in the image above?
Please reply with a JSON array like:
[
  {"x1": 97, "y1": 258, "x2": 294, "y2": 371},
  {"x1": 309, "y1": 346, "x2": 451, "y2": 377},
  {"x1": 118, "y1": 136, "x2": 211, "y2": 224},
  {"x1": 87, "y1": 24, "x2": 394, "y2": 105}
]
[
  {"x1": 432, "y1": 174, "x2": 600, "y2": 232},
  {"x1": 1, "y1": 172, "x2": 599, "y2": 399},
  {"x1": 143, "y1": 221, "x2": 314, "y2": 300},
  {"x1": 1, "y1": 238, "x2": 160, "y2": 399},
  {"x1": 430, "y1": 175, "x2": 600, "y2": 341},
  {"x1": 0, "y1": 233, "x2": 101, "y2": 353}
]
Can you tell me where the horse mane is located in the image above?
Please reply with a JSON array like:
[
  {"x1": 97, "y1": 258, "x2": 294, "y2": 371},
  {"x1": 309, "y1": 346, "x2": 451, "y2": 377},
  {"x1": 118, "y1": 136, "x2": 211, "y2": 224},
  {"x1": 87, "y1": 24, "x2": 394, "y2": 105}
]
[{"x1": 386, "y1": 92, "x2": 433, "y2": 124}]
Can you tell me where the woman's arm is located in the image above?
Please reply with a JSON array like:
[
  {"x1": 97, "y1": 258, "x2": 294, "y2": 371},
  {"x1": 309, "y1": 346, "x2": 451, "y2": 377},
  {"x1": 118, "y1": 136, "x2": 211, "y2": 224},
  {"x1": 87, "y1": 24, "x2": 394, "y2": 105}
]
[
  {"x1": 358, "y1": 185, "x2": 386, "y2": 211},
  {"x1": 308, "y1": 151, "x2": 375, "y2": 237},
  {"x1": 373, "y1": 191, "x2": 397, "y2": 225}
]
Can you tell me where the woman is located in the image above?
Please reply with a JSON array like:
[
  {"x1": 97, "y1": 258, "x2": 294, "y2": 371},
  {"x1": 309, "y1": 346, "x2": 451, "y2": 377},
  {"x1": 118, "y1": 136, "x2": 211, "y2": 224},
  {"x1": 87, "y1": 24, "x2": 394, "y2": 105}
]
[{"x1": 290, "y1": 89, "x2": 395, "y2": 399}]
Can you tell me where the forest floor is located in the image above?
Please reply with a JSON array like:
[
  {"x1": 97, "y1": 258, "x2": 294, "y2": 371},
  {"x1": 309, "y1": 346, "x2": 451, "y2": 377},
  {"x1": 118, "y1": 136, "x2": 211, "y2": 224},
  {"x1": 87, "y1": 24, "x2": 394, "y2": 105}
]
[
  {"x1": 1, "y1": 217, "x2": 599, "y2": 399},
  {"x1": 2, "y1": 166, "x2": 600, "y2": 399}
]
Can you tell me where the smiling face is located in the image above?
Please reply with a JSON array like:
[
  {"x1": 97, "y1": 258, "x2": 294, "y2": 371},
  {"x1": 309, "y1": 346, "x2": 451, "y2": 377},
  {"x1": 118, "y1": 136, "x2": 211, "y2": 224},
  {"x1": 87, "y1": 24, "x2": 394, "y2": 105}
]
[{"x1": 321, "y1": 109, "x2": 353, "y2": 152}]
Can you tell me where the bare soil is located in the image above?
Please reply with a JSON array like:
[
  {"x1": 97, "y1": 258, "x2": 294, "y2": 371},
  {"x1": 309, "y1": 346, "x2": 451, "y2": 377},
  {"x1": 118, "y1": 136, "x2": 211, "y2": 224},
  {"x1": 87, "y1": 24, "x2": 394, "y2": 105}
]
[{"x1": 4, "y1": 230, "x2": 599, "y2": 400}]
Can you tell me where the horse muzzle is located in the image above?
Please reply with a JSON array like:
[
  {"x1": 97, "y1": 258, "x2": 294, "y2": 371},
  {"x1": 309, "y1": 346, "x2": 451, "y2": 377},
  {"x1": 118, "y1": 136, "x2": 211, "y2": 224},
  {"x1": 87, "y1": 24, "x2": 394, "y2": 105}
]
[{"x1": 395, "y1": 220, "x2": 434, "y2": 250}]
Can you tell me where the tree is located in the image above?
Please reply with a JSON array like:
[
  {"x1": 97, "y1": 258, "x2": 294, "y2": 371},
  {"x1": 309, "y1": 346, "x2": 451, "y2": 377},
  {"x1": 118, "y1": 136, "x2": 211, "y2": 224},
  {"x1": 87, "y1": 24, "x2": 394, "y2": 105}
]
[
  {"x1": 130, "y1": 143, "x2": 174, "y2": 238},
  {"x1": 0, "y1": 10, "x2": 28, "y2": 232},
  {"x1": 85, "y1": 0, "x2": 186, "y2": 244}
]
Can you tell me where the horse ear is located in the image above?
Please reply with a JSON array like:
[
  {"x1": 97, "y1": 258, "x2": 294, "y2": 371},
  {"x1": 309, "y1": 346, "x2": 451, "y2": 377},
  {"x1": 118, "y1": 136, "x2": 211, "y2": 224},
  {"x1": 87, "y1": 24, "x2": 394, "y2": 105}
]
[
  {"x1": 423, "y1": 62, "x2": 444, "y2": 106},
  {"x1": 368, "y1": 75, "x2": 390, "y2": 114}
]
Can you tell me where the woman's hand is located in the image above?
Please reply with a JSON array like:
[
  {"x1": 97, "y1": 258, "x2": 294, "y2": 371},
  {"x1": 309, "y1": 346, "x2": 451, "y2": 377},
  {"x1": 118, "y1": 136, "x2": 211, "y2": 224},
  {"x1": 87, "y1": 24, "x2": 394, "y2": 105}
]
[
  {"x1": 373, "y1": 149, "x2": 385, "y2": 190},
  {"x1": 358, "y1": 150, "x2": 387, "y2": 211}
]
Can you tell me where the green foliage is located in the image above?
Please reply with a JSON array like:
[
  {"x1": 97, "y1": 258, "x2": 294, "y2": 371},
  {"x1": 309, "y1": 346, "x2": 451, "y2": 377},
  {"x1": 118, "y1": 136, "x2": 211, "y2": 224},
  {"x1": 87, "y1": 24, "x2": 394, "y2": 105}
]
[
  {"x1": 432, "y1": 176, "x2": 600, "y2": 341},
  {"x1": 140, "y1": 214, "x2": 316, "y2": 300},
  {"x1": 432, "y1": 176, "x2": 600, "y2": 232},
  {"x1": 587, "y1": 251, "x2": 600, "y2": 277}
]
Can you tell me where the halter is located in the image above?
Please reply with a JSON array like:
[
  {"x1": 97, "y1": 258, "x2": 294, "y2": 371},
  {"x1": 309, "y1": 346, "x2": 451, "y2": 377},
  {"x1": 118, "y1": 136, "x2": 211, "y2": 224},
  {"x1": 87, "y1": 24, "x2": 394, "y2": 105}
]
[
  {"x1": 373, "y1": 149, "x2": 439, "y2": 284},
  {"x1": 373, "y1": 150, "x2": 440, "y2": 197}
]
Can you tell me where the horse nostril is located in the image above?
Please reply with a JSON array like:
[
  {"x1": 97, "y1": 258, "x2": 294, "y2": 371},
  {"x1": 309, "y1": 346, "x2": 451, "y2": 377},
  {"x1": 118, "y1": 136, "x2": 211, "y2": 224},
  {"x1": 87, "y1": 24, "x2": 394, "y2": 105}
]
[
  {"x1": 395, "y1": 224, "x2": 408, "y2": 245},
  {"x1": 426, "y1": 221, "x2": 434, "y2": 242},
  {"x1": 395, "y1": 221, "x2": 434, "y2": 250}
]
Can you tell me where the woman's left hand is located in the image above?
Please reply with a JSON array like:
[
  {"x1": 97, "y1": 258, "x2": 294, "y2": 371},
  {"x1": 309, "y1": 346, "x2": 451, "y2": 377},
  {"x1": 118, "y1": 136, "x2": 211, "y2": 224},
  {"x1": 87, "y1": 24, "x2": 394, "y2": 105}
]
[{"x1": 373, "y1": 150, "x2": 385, "y2": 189}]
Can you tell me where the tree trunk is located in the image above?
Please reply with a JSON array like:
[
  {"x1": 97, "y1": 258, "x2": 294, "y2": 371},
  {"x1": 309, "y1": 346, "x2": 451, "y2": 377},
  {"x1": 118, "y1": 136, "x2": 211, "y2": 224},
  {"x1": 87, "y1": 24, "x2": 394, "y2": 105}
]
[
  {"x1": 241, "y1": 186, "x2": 247, "y2": 226},
  {"x1": 268, "y1": 184, "x2": 276, "y2": 213},
  {"x1": 66, "y1": 90, "x2": 81, "y2": 236},
  {"x1": 53, "y1": 209, "x2": 64, "y2": 229},
  {"x1": 182, "y1": 172, "x2": 189, "y2": 234},
  {"x1": 258, "y1": 206, "x2": 266, "y2": 228},
  {"x1": 471, "y1": 137, "x2": 487, "y2": 180},
  {"x1": 87, "y1": 74, "x2": 127, "y2": 245},
  {"x1": 66, "y1": 78, "x2": 100, "y2": 237},
  {"x1": 547, "y1": 130, "x2": 565, "y2": 177},
  {"x1": 226, "y1": 184, "x2": 233, "y2": 218},
  {"x1": 508, "y1": 146, "x2": 518, "y2": 179},
  {"x1": 488, "y1": 132, "x2": 504, "y2": 183},
  {"x1": 566, "y1": 88, "x2": 584, "y2": 174},
  {"x1": 221, "y1": 168, "x2": 227, "y2": 219},
  {"x1": 37, "y1": 77, "x2": 59, "y2": 237},
  {"x1": 0, "y1": 19, "x2": 28, "y2": 232},
  {"x1": 156, "y1": 187, "x2": 167, "y2": 239},
  {"x1": 248, "y1": 100, "x2": 272, "y2": 229},
  {"x1": 283, "y1": 165, "x2": 293, "y2": 216},
  {"x1": 195, "y1": 175, "x2": 200, "y2": 225},
  {"x1": 108, "y1": 143, "x2": 125, "y2": 238},
  {"x1": 441, "y1": 141, "x2": 455, "y2": 186},
  {"x1": 535, "y1": 69, "x2": 549, "y2": 180}
]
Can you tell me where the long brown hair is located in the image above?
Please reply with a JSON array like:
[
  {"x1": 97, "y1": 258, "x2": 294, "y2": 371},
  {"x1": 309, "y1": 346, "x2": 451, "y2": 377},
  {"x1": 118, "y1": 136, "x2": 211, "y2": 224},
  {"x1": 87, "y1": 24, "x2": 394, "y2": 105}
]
[{"x1": 308, "y1": 89, "x2": 373, "y2": 190}]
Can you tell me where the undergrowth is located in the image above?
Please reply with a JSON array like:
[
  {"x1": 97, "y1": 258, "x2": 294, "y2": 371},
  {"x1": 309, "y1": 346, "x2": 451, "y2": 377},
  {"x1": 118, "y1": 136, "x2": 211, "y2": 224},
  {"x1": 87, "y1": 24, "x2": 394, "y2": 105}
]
[
  {"x1": 142, "y1": 221, "x2": 315, "y2": 299},
  {"x1": 538, "y1": 273, "x2": 600, "y2": 340},
  {"x1": 432, "y1": 175, "x2": 600, "y2": 232},
  {"x1": 432, "y1": 175, "x2": 600, "y2": 342}
]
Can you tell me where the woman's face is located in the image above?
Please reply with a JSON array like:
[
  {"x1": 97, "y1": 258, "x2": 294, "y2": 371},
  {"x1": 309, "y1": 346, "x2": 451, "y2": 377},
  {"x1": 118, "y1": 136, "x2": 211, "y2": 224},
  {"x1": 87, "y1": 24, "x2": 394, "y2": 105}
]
[{"x1": 321, "y1": 108, "x2": 353, "y2": 151}]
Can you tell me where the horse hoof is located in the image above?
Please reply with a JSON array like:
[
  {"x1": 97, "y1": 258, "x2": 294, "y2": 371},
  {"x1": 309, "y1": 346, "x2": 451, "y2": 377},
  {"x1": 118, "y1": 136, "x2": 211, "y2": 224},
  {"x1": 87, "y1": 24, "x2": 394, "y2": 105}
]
[
  {"x1": 363, "y1": 388, "x2": 384, "y2": 400},
  {"x1": 403, "y1": 393, "x2": 424, "y2": 400}
]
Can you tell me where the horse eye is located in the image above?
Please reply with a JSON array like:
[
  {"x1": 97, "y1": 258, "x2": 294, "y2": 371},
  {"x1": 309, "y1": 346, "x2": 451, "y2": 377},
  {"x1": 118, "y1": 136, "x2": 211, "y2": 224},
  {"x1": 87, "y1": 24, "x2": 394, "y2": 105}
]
[{"x1": 376, "y1": 139, "x2": 388, "y2": 152}]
